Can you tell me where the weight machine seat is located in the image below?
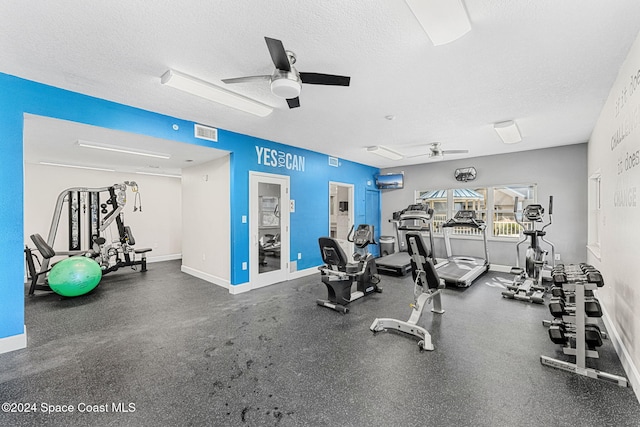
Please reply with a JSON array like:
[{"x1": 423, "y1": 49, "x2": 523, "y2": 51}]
[
  {"x1": 405, "y1": 231, "x2": 441, "y2": 290},
  {"x1": 27, "y1": 233, "x2": 91, "y2": 296},
  {"x1": 30, "y1": 233, "x2": 88, "y2": 259},
  {"x1": 30, "y1": 234, "x2": 56, "y2": 259}
]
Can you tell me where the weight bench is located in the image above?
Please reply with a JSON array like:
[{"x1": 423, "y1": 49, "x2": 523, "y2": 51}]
[{"x1": 370, "y1": 231, "x2": 444, "y2": 350}]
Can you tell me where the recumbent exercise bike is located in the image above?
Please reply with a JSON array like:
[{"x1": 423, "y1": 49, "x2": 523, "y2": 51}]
[{"x1": 316, "y1": 224, "x2": 381, "y2": 314}]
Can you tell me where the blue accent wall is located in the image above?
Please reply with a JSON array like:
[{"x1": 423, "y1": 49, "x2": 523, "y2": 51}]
[{"x1": 0, "y1": 72, "x2": 379, "y2": 341}]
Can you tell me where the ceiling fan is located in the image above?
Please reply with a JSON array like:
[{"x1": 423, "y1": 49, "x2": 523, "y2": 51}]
[
  {"x1": 222, "y1": 37, "x2": 351, "y2": 109},
  {"x1": 408, "y1": 142, "x2": 469, "y2": 159}
]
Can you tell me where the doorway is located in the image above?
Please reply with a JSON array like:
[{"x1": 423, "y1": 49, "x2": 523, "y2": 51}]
[
  {"x1": 250, "y1": 172, "x2": 290, "y2": 289},
  {"x1": 329, "y1": 182, "x2": 354, "y2": 260}
]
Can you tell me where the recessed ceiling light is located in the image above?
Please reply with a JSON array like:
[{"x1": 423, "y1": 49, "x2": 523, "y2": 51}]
[
  {"x1": 39, "y1": 162, "x2": 115, "y2": 172},
  {"x1": 367, "y1": 145, "x2": 404, "y2": 160},
  {"x1": 493, "y1": 120, "x2": 522, "y2": 144},
  {"x1": 77, "y1": 140, "x2": 171, "y2": 159},
  {"x1": 405, "y1": 0, "x2": 471, "y2": 46},
  {"x1": 136, "y1": 171, "x2": 181, "y2": 178}
]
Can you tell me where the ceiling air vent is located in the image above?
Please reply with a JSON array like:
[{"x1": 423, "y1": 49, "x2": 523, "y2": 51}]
[
  {"x1": 194, "y1": 124, "x2": 218, "y2": 142},
  {"x1": 328, "y1": 156, "x2": 339, "y2": 167}
]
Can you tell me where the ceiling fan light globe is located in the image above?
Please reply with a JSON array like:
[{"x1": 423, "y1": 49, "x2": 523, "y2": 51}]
[{"x1": 271, "y1": 78, "x2": 301, "y2": 99}]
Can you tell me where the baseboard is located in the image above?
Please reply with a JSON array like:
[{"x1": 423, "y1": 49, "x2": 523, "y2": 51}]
[
  {"x1": 147, "y1": 253, "x2": 182, "y2": 263},
  {"x1": 180, "y1": 265, "x2": 230, "y2": 289},
  {"x1": 228, "y1": 266, "x2": 319, "y2": 295},
  {"x1": 0, "y1": 326, "x2": 27, "y2": 355},
  {"x1": 290, "y1": 266, "x2": 320, "y2": 280},
  {"x1": 229, "y1": 282, "x2": 252, "y2": 295},
  {"x1": 489, "y1": 264, "x2": 512, "y2": 273},
  {"x1": 599, "y1": 298, "x2": 640, "y2": 401}
]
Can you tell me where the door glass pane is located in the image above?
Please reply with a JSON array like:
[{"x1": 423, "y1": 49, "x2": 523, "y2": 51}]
[{"x1": 258, "y1": 182, "x2": 281, "y2": 274}]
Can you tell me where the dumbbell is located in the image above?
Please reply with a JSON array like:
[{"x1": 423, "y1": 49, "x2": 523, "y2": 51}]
[
  {"x1": 548, "y1": 319, "x2": 603, "y2": 349},
  {"x1": 551, "y1": 286, "x2": 595, "y2": 301},
  {"x1": 548, "y1": 296, "x2": 603, "y2": 318}
]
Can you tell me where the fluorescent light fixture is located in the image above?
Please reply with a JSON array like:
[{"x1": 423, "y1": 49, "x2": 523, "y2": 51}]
[
  {"x1": 367, "y1": 145, "x2": 404, "y2": 160},
  {"x1": 161, "y1": 69, "x2": 273, "y2": 117},
  {"x1": 136, "y1": 171, "x2": 181, "y2": 179},
  {"x1": 493, "y1": 120, "x2": 522, "y2": 144},
  {"x1": 405, "y1": 0, "x2": 471, "y2": 46},
  {"x1": 39, "y1": 162, "x2": 115, "y2": 172},
  {"x1": 77, "y1": 140, "x2": 171, "y2": 159}
]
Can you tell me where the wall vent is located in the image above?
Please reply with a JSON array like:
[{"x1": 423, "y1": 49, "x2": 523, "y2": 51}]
[
  {"x1": 194, "y1": 124, "x2": 218, "y2": 142},
  {"x1": 328, "y1": 156, "x2": 339, "y2": 167}
]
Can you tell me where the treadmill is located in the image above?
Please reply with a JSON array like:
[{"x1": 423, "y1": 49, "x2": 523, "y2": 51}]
[
  {"x1": 375, "y1": 204, "x2": 435, "y2": 276},
  {"x1": 437, "y1": 209, "x2": 489, "y2": 287}
]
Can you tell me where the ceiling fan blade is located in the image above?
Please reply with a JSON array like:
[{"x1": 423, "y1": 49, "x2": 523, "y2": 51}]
[
  {"x1": 221, "y1": 75, "x2": 271, "y2": 84},
  {"x1": 441, "y1": 149, "x2": 469, "y2": 154},
  {"x1": 286, "y1": 97, "x2": 300, "y2": 109},
  {"x1": 406, "y1": 153, "x2": 429, "y2": 158},
  {"x1": 299, "y1": 72, "x2": 350, "y2": 86},
  {"x1": 265, "y1": 37, "x2": 291, "y2": 71}
]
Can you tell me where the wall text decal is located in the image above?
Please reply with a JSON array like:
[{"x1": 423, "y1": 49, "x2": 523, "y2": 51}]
[{"x1": 255, "y1": 146, "x2": 305, "y2": 172}]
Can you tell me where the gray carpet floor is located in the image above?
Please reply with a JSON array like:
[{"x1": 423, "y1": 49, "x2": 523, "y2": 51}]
[{"x1": 0, "y1": 259, "x2": 638, "y2": 426}]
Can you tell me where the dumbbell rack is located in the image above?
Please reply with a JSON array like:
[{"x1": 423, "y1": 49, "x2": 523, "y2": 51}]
[{"x1": 540, "y1": 264, "x2": 628, "y2": 387}]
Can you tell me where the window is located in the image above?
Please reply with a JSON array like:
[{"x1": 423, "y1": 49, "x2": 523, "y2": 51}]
[
  {"x1": 452, "y1": 188, "x2": 486, "y2": 236},
  {"x1": 416, "y1": 189, "x2": 447, "y2": 233},
  {"x1": 415, "y1": 184, "x2": 537, "y2": 239},
  {"x1": 493, "y1": 185, "x2": 536, "y2": 237}
]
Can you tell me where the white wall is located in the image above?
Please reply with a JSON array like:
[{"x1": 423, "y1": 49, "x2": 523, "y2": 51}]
[
  {"x1": 381, "y1": 144, "x2": 588, "y2": 267},
  {"x1": 180, "y1": 156, "x2": 231, "y2": 287},
  {"x1": 588, "y1": 29, "x2": 640, "y2": 393},
  {"x1": 24, "y1": 163, "x2": 182, "y2": 261}
]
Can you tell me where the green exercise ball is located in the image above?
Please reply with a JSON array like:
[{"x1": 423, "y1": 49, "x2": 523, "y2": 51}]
[{"x1": 48, "y1": 256, "x2": 102, "y2": 297}]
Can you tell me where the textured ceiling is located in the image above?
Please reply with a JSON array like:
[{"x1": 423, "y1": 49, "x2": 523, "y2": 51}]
[{"x1": 3, "y1": 0, "x2": 640, "y2": 172}]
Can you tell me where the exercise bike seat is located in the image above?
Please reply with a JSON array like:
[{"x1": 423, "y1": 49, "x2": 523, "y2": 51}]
[{"x1": 318, "y1": 237, "x2": 360, "y2": 274}]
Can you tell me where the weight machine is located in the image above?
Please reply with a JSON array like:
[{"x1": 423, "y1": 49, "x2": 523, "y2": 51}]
[{"x1": 25, "y1": 182, "x2": 151, "y2": 295}]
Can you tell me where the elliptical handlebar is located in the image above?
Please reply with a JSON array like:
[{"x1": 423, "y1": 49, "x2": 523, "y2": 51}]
[
  {"x1": 347, "y1": 224, "x2": 355, "y2": 243},
  {"x1": 541, "y1": 196, "x2": 553, "y2": 232},
  {"x1": 513, "y1": 197, "x2": 525, "y2": 230}
]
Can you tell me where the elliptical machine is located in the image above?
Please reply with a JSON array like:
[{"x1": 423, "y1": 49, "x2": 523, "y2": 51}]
[
  {"x1": 317, "y1": 224, "x2": 382, "y2": 313},
  {"x1": 502, "y1": 196, "x2": 555, "y2": 304}
]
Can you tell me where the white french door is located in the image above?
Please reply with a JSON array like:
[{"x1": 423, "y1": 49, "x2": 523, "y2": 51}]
[{"x1": 250, "y1": 172, "x2": 290, "y2": 289}]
